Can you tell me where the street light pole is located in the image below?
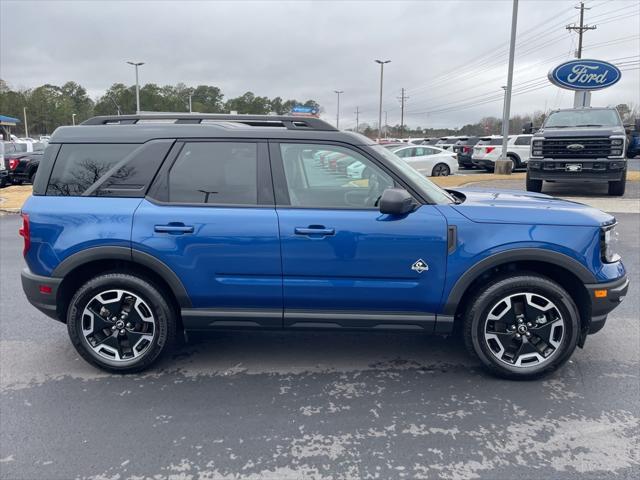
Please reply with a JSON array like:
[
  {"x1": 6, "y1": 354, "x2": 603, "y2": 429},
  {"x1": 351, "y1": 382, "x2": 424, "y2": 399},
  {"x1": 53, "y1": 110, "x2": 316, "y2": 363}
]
[
  {"x1": 126, "y1": 61, "x2": 145, "y2": 114},
  {"x1": 72, "y1": 113, "x2": 76, "y2": 126},
  {"x1": 375, "y1": 59, "x2": 391, "y2": 141},
  {"x1": 496, "y1": 0, "x2": 518, "y2": 175},
  {"x1": 188, "y1": 94, "x2": 193, "y2": 113},
  {"x1": 334, "y1": 90, "x2": 344, "y2": 129}
]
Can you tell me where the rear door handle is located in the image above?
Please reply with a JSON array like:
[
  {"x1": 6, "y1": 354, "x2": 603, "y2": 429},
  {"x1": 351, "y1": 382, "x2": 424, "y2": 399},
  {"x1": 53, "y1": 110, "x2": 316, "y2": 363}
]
[
  {"x1": 154, "y1": 223, "x2": 194, "y2": 234},
  {"x1": 294, "y1": 226, "x2": 335, "y2": 236}
]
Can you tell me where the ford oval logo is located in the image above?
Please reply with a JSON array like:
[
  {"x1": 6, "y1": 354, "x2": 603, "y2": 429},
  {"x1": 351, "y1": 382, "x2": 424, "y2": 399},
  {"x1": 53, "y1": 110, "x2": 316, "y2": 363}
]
[
  {"x1": 548, "y1": 59, "x2": 621, "y2": 91},
  {"x1": 566, "y1": 144, "x2": 585, "y2": 151}
]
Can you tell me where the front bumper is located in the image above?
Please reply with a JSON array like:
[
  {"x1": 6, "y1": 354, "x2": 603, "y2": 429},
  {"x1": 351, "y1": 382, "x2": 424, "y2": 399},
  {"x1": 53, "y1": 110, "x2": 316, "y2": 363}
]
[
  {"x1": 528, "y1": 159, "x2": 626, "y2": 182},
  {"x1": 21, "y1": 268, "x2": 63, "y2": 321},
  {"x1": 584, "y1": 274, "x2": 629, "y2": 335}
]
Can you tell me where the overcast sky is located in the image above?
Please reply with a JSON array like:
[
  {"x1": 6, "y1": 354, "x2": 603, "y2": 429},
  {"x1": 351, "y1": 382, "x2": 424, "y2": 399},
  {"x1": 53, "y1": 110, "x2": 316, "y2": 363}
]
[{"x1": 1, "y1": 0, "x2": 639, "y2": 129}]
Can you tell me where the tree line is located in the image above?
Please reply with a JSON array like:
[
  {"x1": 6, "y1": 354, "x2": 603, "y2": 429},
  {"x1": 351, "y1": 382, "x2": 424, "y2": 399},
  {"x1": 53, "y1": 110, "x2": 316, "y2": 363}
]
[
  {"x1": 1, "y1": 79, "x2": 636, "y2": 137},
  {"x1": 0, "y1": 79, "x2": 320, "y2": 135}
]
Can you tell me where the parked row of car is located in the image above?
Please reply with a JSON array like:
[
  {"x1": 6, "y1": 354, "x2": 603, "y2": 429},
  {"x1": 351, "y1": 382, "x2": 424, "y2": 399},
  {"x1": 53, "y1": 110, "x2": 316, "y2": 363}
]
[{"x1": 0, "y1": 138, "x2": 45, "y2": 187}]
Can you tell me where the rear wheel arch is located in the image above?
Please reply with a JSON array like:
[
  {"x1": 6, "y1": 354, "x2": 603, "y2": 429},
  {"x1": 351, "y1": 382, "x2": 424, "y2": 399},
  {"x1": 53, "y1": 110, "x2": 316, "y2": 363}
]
[{"x1": 54, "y1": 247, "x2": 191, "y2": 324}]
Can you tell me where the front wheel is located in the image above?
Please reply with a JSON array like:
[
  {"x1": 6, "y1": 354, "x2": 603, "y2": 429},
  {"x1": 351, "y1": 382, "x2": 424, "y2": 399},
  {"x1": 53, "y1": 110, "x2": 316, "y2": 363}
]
[
  {"x1": 67, "y1": 273, "x2": 177, "y2": 373},
  {"x1": 463, "y1": 274, "x2": 580, "y2": 379},
  {"x1": 526, "y1": 171, "x2": 543, "y2": 193},
  {"x1": 608, "y1": 170, "x2": 626, "y2": 196},
  {"x1": 432, "y1": 163, "x2": 451, "y2": 176}
]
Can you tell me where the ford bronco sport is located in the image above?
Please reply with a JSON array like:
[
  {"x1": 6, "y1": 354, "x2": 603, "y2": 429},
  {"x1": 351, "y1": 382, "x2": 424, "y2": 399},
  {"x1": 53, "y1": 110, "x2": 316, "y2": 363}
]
[{"x1": 20, "y1": 114, "x2": 628, "y2": 379}]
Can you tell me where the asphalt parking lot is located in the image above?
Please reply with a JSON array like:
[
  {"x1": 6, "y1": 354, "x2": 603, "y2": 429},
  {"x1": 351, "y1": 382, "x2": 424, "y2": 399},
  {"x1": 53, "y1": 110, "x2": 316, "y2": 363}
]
[{"x1": 1, "y1": 181, "x2": 639, "y2": 480}]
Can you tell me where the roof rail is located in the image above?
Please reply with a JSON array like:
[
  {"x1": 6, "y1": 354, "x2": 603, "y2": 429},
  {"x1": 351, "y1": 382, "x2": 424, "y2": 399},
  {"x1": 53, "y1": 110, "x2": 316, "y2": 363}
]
[{"x1": 82, "y1": 113, "x2": 338, "y2": 131}]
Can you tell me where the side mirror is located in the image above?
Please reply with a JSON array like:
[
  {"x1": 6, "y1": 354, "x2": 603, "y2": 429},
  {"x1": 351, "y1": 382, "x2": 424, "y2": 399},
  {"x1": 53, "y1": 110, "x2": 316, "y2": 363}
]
[{"x1": 379, "y1": 188, "x2": 415, "y2": 215}]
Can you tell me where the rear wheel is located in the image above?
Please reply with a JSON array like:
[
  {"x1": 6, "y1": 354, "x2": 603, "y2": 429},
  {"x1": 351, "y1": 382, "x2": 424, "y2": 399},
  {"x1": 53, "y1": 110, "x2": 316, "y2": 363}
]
[
  {"x1": 507, "y1": 154, "x2": 518, "y2": 171},
  {"x1": 526, "y1": 170, "x2": 543, "y2": 193},
  {"x1": 432, "y1": 163, "x2": 451, "y2": 176},
  {"x1": 463, "y1": 274, "x2": 580, "y2": 379},
  {"x1": 608, "y1": 169, "x2": 626, "y2": 196},
  {"x1": 67, "y1": 273, "x2": 176, "y2": 373}
]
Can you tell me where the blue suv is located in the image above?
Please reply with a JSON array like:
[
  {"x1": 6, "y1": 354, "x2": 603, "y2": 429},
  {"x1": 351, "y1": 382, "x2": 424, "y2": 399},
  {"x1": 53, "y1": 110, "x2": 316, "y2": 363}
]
[{"x1": 20, "y1": 114, "x2": 628, "y2": 379}]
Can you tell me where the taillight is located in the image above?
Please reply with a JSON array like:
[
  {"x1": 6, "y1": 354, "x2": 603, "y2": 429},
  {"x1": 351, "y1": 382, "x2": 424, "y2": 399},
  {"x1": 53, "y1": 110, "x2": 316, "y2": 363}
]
[
  {"x1": 485, "y1": 147, "x2": 496, "y2": 153},
  {"x1": 463, "y1": 146, "x2": 471, "y2": 153},
  {"x1": 8, "y1": 158, "x2": 19, "y2": 170},
  {"x1": 19, "y1": 213, "x2": 30, "y2": 257}
]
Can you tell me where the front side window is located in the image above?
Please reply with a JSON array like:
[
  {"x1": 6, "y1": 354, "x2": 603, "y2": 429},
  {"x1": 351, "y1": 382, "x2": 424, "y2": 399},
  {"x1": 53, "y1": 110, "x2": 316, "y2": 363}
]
[
  {"x1": 515, "y1": 136, "x2": 532, "y2": 146},
  {"x1": 279, "y1": 143, "x2": 394, "y2": 209},
  {"x1": 168, "y1": 142, "x2": 258, "y2": 205}
]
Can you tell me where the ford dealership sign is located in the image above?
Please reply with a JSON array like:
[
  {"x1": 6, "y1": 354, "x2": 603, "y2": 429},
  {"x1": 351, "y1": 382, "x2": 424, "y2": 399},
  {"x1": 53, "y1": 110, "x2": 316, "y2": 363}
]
[{"x1": 548, "y1": 59, "x2": 621, "y2": 91}]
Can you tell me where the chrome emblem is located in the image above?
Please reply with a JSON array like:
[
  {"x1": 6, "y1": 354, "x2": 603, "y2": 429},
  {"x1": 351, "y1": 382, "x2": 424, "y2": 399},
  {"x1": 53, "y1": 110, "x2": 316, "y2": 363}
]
[
  {"x1": 411, "y1": 259, "x2": 429, "y2": 273},
  {"x1": 566, "y1": 143, "x2": 585, "y2": 151}
]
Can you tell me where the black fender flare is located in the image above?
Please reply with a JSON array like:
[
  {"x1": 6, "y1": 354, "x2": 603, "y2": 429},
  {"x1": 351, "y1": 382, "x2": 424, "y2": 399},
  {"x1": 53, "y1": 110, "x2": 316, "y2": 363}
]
[
  {"x1": 442, "y1": 248, "x2": 596, "y2": 316},
  {"x1": 52, "y1": 246, "x2": 192, "y2": 308}
]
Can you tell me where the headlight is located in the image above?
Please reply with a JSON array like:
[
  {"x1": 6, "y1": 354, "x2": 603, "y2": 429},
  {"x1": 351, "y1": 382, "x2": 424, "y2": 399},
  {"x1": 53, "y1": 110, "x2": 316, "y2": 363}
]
[
  {"x1": 601, "y1": 223, "x2": 621, "y2": 263},
  {"x1": 611, "y1": 149, "x2": 622, "y2": 156},
  {"x1": 532, "y1": 150, "x2": 543, "y2": 156},
  {"x1": 533, "y1": 140, "x2": 544, "y2": 147},
  {"x1": 611, "y1": 139, "x2": 624, "y2": 146}
]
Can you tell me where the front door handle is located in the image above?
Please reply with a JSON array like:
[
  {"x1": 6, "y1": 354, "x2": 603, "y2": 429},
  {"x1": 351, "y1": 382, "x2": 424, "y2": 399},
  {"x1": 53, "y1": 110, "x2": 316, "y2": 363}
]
[
  {"x1": 294, "y1": 226, "x2": 335, "y2": 236},
  {"x1": 154, "y1": 223, "x2": 194, "y2": 234}
]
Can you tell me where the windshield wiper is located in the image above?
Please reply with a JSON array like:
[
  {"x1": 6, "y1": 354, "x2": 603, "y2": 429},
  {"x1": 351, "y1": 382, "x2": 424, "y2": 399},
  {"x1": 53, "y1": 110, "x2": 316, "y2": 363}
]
[
  {"x1": 547, "y1": 125, "x2": 570, "y2": 128},
  {"x1": 576, "y1": 124, "x2": 604, "y2": 127}
]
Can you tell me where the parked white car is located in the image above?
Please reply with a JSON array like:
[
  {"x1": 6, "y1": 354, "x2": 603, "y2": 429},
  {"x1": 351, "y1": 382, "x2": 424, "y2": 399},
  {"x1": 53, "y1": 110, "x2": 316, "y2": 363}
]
[
  {"x1": 471, "y1": 134, "x2": 532, "y2": 171},
  {"x1": 389, "y1": 145, "x2": 459, "y2": 176}
]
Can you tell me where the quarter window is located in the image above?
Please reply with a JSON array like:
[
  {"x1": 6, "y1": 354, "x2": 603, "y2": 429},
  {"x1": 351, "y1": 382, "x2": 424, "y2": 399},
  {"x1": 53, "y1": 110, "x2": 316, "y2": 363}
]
[
  {"x1": 279, "y1": 143, "x2": 394, "y2": 209},
  {"x1": 168, "y1": 142, "x2": 258, "y2": 205},
  {"x1": 514, "y1": 136, "x2": 532, "y2": 146},
  {"x1": 46, "y1": 144, "x2": 137, "y2": 196}
]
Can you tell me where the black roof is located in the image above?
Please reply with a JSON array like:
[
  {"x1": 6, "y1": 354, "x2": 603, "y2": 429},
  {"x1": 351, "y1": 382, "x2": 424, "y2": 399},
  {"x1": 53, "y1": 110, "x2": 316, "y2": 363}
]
[{"x1": 49, "y1": 114, "x2": 374, "y2": 145}]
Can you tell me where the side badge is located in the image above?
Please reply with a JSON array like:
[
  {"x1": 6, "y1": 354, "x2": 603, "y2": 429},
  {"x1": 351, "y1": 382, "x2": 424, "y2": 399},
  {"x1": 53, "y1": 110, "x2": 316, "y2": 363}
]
[{"x1": 411, "y1": 259, "x2": 429, "y2": 273}]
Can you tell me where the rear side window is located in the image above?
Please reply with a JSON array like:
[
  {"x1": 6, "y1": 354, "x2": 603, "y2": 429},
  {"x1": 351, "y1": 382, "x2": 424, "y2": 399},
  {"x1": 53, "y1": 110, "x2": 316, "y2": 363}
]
[
  {"x1": 46, "y1": 144, "x2": 137, "y2": 196},
  {"x1": 168, "y1": 142, "x2": 258, "y2": 205}
]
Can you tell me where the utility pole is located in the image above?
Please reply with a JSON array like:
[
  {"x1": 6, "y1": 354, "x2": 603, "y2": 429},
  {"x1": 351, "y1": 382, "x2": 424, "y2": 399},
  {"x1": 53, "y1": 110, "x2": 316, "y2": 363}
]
[
  {"x1": 354, "y1": 106, "x2": 360, "y2": 132},
  {"x1": 23, "y1": 107, "x2": 28, "y2": 137},
  {"x1": 334, "y1": 90, "x2": 344, "y2": 128},
  {"x1": 397, "y1": 88, "x2": 408, "y2": 139},
  {"x1": 188, "y1": 94, "x2": 193, "y2": 113},
  {"x1": 566, "y1": 2, "x2": 596, "y2": 107},
  {"x1": 126, "y1": 61, "x2": 145, "y2": 113},
  {"x1": 72, "y1": 113, "x2": 76, "y2": 126},
  {"x1": 496, "y1": 0, "x2": 518, "y2": 175},
  {"x1": 375, "y1": 59, "x2": 391, "y2": 141}
]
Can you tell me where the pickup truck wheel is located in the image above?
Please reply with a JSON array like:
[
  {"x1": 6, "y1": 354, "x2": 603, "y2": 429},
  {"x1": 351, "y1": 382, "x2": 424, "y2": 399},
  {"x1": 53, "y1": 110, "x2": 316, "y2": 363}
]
[
  {"x1": 463, "y1": 274, "x2": 580, "y2": 379},
  {"x1": 608, "y1": 170, "x2": 626, "y2": 196},
  {"x1": 67, "y1": 273, "x2": 176, "y2": 373},
  {"x1": 526, "y1": 171, "x2": 543, "y2": 193}
]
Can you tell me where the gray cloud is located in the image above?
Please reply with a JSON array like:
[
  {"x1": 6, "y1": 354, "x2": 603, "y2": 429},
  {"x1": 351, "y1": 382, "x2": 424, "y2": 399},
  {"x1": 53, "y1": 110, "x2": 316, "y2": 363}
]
[{"x1": 1, "y1": 0, "x2": 638, "y2": 129}]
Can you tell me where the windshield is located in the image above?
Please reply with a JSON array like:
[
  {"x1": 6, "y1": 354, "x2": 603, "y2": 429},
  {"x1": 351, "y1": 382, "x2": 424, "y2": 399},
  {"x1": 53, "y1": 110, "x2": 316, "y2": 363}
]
[
  {"x1": 370, "y1": 145, "x2": 454, "y2": 204},
  {"x1": 544, "y1": 109, "x2": 622, "y2": 128}
]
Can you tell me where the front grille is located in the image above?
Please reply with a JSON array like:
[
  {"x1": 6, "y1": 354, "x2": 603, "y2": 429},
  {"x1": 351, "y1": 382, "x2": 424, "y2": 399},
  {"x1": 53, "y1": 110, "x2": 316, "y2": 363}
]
[{"x1": 541, "y1": 137, "x2": 612, "y2": 158}]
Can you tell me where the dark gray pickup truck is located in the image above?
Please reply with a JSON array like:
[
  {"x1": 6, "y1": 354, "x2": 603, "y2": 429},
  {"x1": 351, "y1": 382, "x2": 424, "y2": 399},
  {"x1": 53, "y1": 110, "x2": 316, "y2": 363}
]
[{"x1": 526, "y1": 107, "x2": 627, "y2": 196}]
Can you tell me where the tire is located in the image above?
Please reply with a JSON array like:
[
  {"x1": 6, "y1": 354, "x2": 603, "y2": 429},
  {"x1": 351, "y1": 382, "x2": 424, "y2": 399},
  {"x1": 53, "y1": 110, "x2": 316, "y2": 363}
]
[
  {"x1": 11, "y1": 179, "x2": 23, "y2": 185},
  {"x1": 67, "y1": 273, "x2": 177, "y2": 373},
  {"x1": 526, "y1": 170, "x2": 543, "y2": 193},
  {"x1": 608, "y1": 169, "x2": 626, "y2": 196},
  {"x1": 0, "y1": 176, "x2": 6, "y2": 188},
  {"x1": 432, "y1": 163, "x2": 451, "y2": 176},
  {"x1": 29, "y1": 169, "x2": 37, "y2": 184},
  {"x1": 507, "y1": 155, "x2": 518, "y2": 171},
  {"x1": 463, "y1": 273, "x2": 580, "y2": 379},
  {"x1": 484, "y1": 167, "x2": 495, "y2": 173}
]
